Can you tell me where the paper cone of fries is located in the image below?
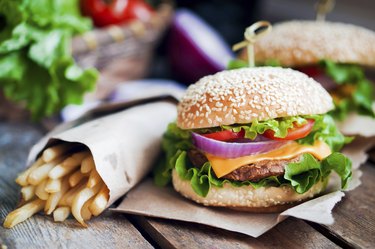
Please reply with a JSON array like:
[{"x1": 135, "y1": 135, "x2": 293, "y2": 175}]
[{"x1": 4, "y1": 100, "x2": 177, "y2": 228}]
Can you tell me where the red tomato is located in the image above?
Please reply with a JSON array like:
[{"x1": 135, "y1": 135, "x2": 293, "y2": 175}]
[
  {"x1": 263, "y1": 119, "x2": 315, "y2": 141},
  {"x1": 202, "y1": 129, "x2": 245, "y2": 141},
  {"x1": 81, "y1": 0, "x2": 154, "y2": 27}
]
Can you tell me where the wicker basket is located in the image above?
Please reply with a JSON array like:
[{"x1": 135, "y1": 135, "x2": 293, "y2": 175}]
[{"x1": 72, "y1": 3, "x2": 174, "y2": 100}]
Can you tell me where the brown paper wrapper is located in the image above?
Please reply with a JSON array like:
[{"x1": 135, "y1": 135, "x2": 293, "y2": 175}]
[
  {"x1": 113, "y1": 148, "x2": 363, "y2": 238},
  {"x1": 27, "y1": 99, "x2": 177, "y2": 206}
]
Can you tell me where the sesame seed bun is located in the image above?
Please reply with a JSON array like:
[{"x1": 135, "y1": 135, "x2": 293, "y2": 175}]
[
  {"x1": 247, "y1": 21, "x2": 375, "y2": 67},
  {"x1": 177, "y1": 67, "x2": 334, "y2": 129},
  {"x1": 172, "y1": 169, "x2": 325, "y2": 213}
]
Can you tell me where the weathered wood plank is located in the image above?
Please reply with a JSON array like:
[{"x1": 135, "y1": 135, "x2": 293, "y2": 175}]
[
  {"x1": 0, "y1": 123, "x2": 153, "y2": 249},
  {"x1": 132, "y1": 216, "x2": 339, "y2": 249},
  {"x1": 315, "y1": 162, "x2": 375, "y2": 248}
]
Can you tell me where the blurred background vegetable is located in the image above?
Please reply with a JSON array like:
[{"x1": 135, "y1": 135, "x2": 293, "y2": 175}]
[
  {"x1": 167, "y1": 9, "x2": 234, "y2": 83},
  {"x1": 0, "y1": 0, "x2": 98, "y2": 119},
  {"x1": 80, "y1": 0, "x2": 155, "y2": 27}
]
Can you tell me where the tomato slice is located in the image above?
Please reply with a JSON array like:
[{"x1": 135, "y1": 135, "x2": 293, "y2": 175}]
[
  {"x1": 202, "y1": 129, "x2": 245, "y2": 141},
  {"x1": 263, "y1": 119, "x2": 315, "y2": 141}
]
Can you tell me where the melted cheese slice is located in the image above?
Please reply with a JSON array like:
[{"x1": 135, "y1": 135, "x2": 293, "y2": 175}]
[{"x1": 205, "y1": 141, "x2": 332, "y2": 178}]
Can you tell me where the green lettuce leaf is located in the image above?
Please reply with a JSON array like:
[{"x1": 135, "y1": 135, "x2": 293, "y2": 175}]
[
  {"x1": 174, "y1": 150, "x2": 284, "y2": 197},
  {"x1": 227, "y1": 59, "x2": 281, "y2": 70},
  {"x1": 297, "y1": 115, "x2": 353, "y2": 152},
  {"x1": 285, "y1": 153, "x2": 351, "y2": 194},
  {"x1": 172, "y1": 150, "x2": 351, "y2": 197},
  {"x1": 222, "y1": 116, "x2": 307, "y2": 140},
  {"x1": 320, "y1": 59, "x2": 375, "y2": 120},
  {"x1": 153, "y1": 123, "x2": 193, "y2": 186},
  {"x1": 0, "y1": 0, "x2": 97, "y2": 119},
  {"x1": 227, "y1": 59, "x2": 248, "y2": 70}
]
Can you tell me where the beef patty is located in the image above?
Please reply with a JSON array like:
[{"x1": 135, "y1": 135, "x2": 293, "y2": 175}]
[{"x1": 187, "y1": 149, "x2": 302, "y2": 182}]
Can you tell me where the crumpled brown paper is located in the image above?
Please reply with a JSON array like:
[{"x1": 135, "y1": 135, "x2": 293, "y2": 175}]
[
  {"x1": 113, "y1": 146, "x2": 363, "y2": 238},
  {"x1": 27, "y1": 99, "x2": 177, "y2": 206}
]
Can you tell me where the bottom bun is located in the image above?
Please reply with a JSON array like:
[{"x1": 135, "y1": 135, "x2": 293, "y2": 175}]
[{"x1": 172, "y1": 169, "x2": 326, "y2": 213}]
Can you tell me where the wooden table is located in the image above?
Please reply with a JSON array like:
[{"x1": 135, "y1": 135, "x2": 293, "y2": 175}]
[{"x1": 1, "y1": 122, "x2": 374, "y2": 249}]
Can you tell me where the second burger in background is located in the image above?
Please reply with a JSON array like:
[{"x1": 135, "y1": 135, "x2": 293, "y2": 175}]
[
  {"x1": 154, "y1": 67, "x2": 352, "y2": 212},
  {"x1": 242, "y1": 21, "x2": 375, "y2": 136}
]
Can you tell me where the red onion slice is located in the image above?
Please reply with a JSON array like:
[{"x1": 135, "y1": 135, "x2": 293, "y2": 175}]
[{"x1": 191, "y1": 132, "x2": 288, "y2": 158}]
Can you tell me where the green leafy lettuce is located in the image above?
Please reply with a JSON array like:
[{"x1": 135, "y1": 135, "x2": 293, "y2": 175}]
[
  {"x1": 227, "y1": 59, "x2": 281, "y2": 70},
  {"x1": 297, "y1": 115, "x2": 353, "y2": 152},
  {"x1": 173, "y1": 150, "x2": 350, "y2": 197},
  {"x1": 153, "y1": 122, "x2": 192, "y2": 186},
  {"x1": 221, "y1": 116, "x2": 307, "y2": 140},
  {"x1": 0, "y1": 0, "x2": 98, "y2": 119},
  {"x1": 154, "y1": 115, "x2": 352, "y2": 197},
  {"x1": 320, "y1": 59, "x2": 375, "y2": 120}
]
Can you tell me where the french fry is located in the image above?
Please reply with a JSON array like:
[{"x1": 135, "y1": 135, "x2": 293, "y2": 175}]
[
  {"x1": 15, "y1": 158, "x2": 44, "y2": 186},
  {"x1": 71, "y1": 151, "x2": 90, "y2": 162},
  {"x1": 45, "y1": 178, "x2": 70, "y2": 215},
  {"x1": 81, "y1": 198, "x2": 93, "y2": 221},
  {"x1": 59, "y1": 181, "x2": 87, "y2": 207},
  {"x1": 87, "y1": 170, "x2": 101, "y2": 188},
  {"x1": 69, "y1": 170, "x2": 86, "y2": 187},
  {"x1": 53, "y1": 207, "x2": 70, "y2": 222},
  {"x1": 89, "y1": 186, "x2": 109, "y2": 216},
  {"x1": 48, "y1": 151, "x2": 89, "y2": 179},
  {"x1": 20, "y1": 185, "x2": 35, "y2": 202},
  {"x1": 3, "y1": 199, "x2": 45, "y2": 228},
  {"x1": 48, "y1": 163, "x2": 77, "y2": 180},
  {"x1": 72, "y1": 183, "x2": 102, "y2": 226},
  {"x1": 35, "y1": 180, "x2": 49, "y2": 200},
  {"x1": 45, "y1": 178, "x2": 62, "y2": 193},
  {"x1": 42, "y1": 144, "x2": 70, "y2": 162},
  {"x1": 28, "y1": 157, "x2": 64, "y2": 185},
  {"x1": 80, "y1": 156, "x2": 94, "y2": 174},
  {"x1": 7, "y1": 147, "x2": 106, "y2": 228}
]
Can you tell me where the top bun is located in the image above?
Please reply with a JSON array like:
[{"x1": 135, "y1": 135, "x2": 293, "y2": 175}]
[
  {"x1": 247, "y1": 21, "x2": 375, "y2": 67},
  {"x1": 177, "y1": 67, "x2": 333, "y2": 129}
]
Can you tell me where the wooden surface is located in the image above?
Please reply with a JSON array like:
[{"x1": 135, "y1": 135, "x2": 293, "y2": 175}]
[
  {"x1": 132, "y1": 216, "x2": 339, "y2": 249},
  {"x1": 323, "y1": 164, "x2": 375, "y2": 248},
  {"x1": 1, "y1": 121, "x2": 375, "y2": 248}
]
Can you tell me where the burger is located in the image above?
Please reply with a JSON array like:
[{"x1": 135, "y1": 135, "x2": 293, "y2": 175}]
[
  {"x1": 154, "y1": 67, "x2": 352, "y2": 212},
  {"x1": 237, "y1": 21, "x2": 375, "y2": 136}
]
